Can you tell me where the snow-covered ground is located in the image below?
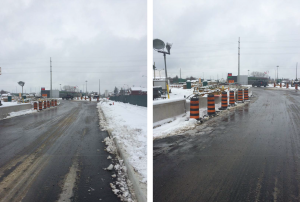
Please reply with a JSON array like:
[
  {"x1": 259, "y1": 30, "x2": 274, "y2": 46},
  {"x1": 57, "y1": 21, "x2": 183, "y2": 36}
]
[
  {"x1": 0, "y1": 101, "x2": 30, "y2": 107},
  {"x1": 97, "y1": 100, "x2": 147, "y2": 183},
  {"x1": 4, "y1": 108, "x2": 38, "y2": 119}
]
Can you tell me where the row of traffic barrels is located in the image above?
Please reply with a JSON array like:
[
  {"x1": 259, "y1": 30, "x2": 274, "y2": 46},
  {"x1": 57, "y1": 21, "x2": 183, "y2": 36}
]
[
  {"x1": 34, "y1": 99, "x2": 58, "y2": 110},
  {"x1": 190, "y1": 89, "x2": 249, "y2": 119}
]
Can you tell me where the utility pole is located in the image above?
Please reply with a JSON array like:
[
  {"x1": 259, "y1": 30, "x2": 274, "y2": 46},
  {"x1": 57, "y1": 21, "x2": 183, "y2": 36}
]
[
  {"x1": 180, "y1": 68, "x2": 181, "y2": 81},
  {"x1": 296, "y1": 63, "x2": 298, "y2": 81},
  {"x1": 277, "y1": 66, "x2": 279, "y2": 82},
  {"x1": 86, "y1": 80, "x2": 87, "y2": 96},
  {"x1": 50, "y1": 57, "x2": 52, "y2": 98},
  {"x1": 99, "y1": 79, "x2": 100, "y2": 96},
  {"x1": 238, "y1": 37, "x2": 240, "y2": 83}
]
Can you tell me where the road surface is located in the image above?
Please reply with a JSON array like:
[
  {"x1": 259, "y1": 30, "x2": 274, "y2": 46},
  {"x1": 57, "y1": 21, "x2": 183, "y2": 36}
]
[
  {"x1": 154, "y1": 87, "x2": 300, "y2": 202},
  {"x1": 0, "y1": 100, "x2": 119, "y2": 202}
]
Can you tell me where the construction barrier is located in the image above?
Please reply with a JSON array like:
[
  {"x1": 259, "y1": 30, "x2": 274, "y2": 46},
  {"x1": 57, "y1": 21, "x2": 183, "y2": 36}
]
[
  {"x1": 55, "y1": 100, "x2": 57, "y2": 106},
  {"x1": 220, "y1": 91, "x2": 228, "y2": 110},
  {"x1": 85, "y1": 96, "x2": 87, "y2": 100},
  {"x1": 287, "y1": 83, "x2": 289, "y2": 88},
  {"x1": 280, "y1": 83, "x2": 282, "y2": 88},
  {"x1": 47, "y1": 101, "x2": 50, "y2": 108},
  {"x1": 34, "y1": 102, "x2": 38, "y2": 110},
  {"x1": 81, "y1": 96, "x2": 82, "y2": 100},
  {"x1": 97, "y1": 97, "x2": 99, "y2": 102},
  {"x1": 274, "y1": 83, "x2": 276, "y2": 87},
  {"x1": 89, "y1": 97, "x2": 91, "y2": 101},
  {"x1": 238, "y1": 89, "x2": 243, "y2": 102},
  {"x1": 51, "y1": 100, "x2": 54, "y2": 107},
  {"x1": 229, "y1": 91, "x2": 235, "y2": 105},
  {"x1": 296, "y1": 84, "x2": 298, "y2": 90},
  {"x1": 39, "y1": 101, "x2": 42, "y2": 111},
  {"x1": 207, "y1": 94, "x2": 215, "y2": 116},
  {"x1": 44, "y1": 101, "x2": 47, "y2": 109},
  {"x1": 190, "y1": 96, "x2": 199, "y2": 119},
  {"x1": 244, "y1": 89, "x2": 249, "y2": 101}
]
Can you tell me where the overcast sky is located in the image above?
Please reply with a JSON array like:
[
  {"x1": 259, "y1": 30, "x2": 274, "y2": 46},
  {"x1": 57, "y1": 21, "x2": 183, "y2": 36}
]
[
  {"x1": 0, "y1": 0, "x2": 146, "y2": 94},
  {"x1": 154, "y1": 0, "x2": 300, "y2": 81}
]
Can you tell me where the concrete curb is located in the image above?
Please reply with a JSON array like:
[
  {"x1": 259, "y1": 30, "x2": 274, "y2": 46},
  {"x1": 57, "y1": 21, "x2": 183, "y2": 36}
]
[
  {"x1": 107, "y1": 130, "x2": 146, "y2": 202},
  {"x1": 99, "y1": 105, "x2": 146, "y2": 202}
]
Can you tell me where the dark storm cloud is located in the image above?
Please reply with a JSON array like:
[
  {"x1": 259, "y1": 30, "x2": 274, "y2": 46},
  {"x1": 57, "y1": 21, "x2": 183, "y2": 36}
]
[
  {"x1": 154, "y1": 0, "x2": 300, "y2": 81},
  {"x1": 0, "y1": 0, "x2": 146, "y2": 94}
]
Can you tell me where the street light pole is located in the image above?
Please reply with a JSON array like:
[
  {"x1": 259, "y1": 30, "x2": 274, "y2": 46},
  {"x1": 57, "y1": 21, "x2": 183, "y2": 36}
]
[{"x1": 248, "y1": 70, "x2": 249, "y2": 77}]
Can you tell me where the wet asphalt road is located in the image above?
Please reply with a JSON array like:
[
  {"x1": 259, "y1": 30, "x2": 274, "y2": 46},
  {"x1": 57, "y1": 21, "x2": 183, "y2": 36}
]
[
  {"x1": 154, "y1": 87, "x2": 300, "y2": 202},
  {"x1": 0, "y1": 100, "x2": 119, "y2": 202}
]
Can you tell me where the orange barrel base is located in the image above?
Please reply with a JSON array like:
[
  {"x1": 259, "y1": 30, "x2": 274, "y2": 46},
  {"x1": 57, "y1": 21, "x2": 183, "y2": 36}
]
[
  {"x1": 244, "y1": 89, "x2": 249, "y2": 101},
  {"x1": 44, "y1": 101, "x2": 47, "y2": 109},
  {"x1": 207, "y1": 94, "x2": 215, "y2": 115},
  {"x1": 190, "y1": 96, "x2": 200, "y2": 119},
  {"x1": 219, "y1": 91, "x2": 228, "y2": 110},
  {"x1": 34, "y1": 102, "x2": 38, "y2": 110},
  {"x1": 238, "y1": 89, "x2": 244, "y2": 102},
  {"x1": 229, "y1": 91, "x2": 235, "y2": 105}
]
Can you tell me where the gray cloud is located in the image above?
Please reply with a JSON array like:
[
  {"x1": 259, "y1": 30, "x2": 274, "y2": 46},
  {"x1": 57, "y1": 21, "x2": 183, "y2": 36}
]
[
  {"x1": 0, "y1": 0, "x2": 146, "y2": 94},
  {"x1": 154, "y1": 0, "x2": 300, "y2": 81}
]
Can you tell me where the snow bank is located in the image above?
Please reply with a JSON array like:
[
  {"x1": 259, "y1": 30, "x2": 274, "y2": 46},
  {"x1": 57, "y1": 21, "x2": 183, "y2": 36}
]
[
  {"x1": 4, "y1": 109, "x2": 37, "y2": 119},
  {"x1": 97, "y1": 100, "x2": 147, "y2": 183}
]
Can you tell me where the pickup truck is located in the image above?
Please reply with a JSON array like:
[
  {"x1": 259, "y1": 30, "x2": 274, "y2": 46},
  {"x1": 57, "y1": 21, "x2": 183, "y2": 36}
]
[
  {"x1": 62, "y1": 94, "x2": 74, "y2": 100},
  {"x1": 252, "y1": 80, "x2": 267, "y2": 87}
]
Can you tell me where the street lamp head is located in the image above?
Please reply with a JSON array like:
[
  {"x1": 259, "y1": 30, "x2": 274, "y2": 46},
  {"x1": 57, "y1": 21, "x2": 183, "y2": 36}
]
[
  {"x1": 166, "y1": 43, "x2": 172, "y2": 54},
  {"x1": 153, "y1": 39, "x2": 165, "y2": 51}
]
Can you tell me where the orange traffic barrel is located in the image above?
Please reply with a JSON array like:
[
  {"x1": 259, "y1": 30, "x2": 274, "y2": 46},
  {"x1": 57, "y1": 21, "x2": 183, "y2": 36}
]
[
  {"x1": 274, "y1": 83, "x2": 276, "y2": 87},
  {"x1": 97, "y1": 97, "x2": 99, "y2": 102},
  {"x1": 280, "y1": 83, "x2": 282, "y2": 88},
  {"x1": 81, "y1": 96, "x2": 82, "y2": 100},
  {"x1": 296, "y1": 84, "x2": 298, "y2": 90},
  {"x1": 39, "y1": 101, "x2": 43, "y2": 110},
  {"x1": 207, "y1": 94, "x2": 215, "y2": 115},
  {"x1": 190, "y1": 96, "x2": 199, "y2": 119},
  {"x1": 244, "y1": 89, "x2": 249, "y2": 101},
  {"x1": 89, "y1": 97, "x2": 91, "y2": 101},
  {"x1": 238, "y1": 89, "x2": 243, "y2": 102},
  {"x1": 51, "y1": 100, "x2": 54, "y2": 107},
  {"x1": 229, "y1": 91, "x2": 235, "y2": 105},
  {"x1": 47, "y1": 101, "x2": 50, "y2": 108},
  {"x1": 85, "y1": 96, "x2": 86, "y2": 100},
  {"x1": 55, "y1": 99, "x2": 57, "y2": 106},
  {"x1": 44, "y1": 101, "x2": 47, "y2": 109},
  {"x1": 220, "y1": 91, "x2": 228, "y2": 109},
  {"x1": 34, "y1": 102, "x2": 38, "y2": 110},
  {"x1": 287, "y1": 83, "x2": 289, "y2": 88}
]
